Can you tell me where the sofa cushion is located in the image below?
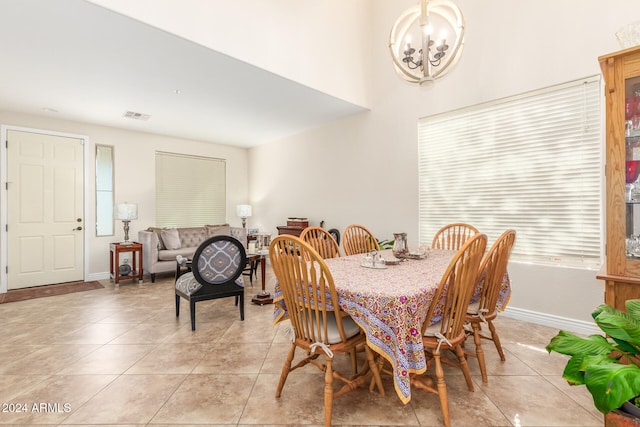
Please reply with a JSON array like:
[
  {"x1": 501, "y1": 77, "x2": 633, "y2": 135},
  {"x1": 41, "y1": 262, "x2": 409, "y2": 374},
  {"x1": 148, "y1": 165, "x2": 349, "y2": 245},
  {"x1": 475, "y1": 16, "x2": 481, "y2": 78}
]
[
  {"x1": 178, "y1": 227, "x2": 208, "y2": 248},
  {"x1": 205, "y1": 223, "x2": 231, "y2": 238},
  {"x1": 161, "y1": 228, "x2": 181, "y2": 250},
  {"x1": 158, "y1": 247, "x2": 197, "y2": 261}
]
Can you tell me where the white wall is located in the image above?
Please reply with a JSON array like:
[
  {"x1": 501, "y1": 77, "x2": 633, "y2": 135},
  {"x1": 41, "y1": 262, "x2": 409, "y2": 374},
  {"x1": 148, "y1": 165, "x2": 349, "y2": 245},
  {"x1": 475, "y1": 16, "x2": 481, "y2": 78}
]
[
  {"x1": 0, "y1": 110, "x2": 249, "y2": 280},
  {"x1": 88, "y1": 0, "x2": 372, "y2": 109},
  {"x1": 249, "y1": 0, "x2": 640, "y2": 327}
]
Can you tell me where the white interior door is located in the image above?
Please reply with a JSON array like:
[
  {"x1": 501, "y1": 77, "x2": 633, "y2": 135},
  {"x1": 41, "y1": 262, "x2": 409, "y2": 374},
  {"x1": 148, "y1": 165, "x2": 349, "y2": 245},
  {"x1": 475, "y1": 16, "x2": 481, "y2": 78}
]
[{"x1": 7, "y1": 130, "x2": 84, "y2": 289}]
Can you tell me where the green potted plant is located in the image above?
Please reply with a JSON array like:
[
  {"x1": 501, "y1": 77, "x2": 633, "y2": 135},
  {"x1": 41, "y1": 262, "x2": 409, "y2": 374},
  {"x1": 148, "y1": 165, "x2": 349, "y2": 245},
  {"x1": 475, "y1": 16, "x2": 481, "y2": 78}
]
[{"x1": 546, "y1": 299, "x2": 640, "y2": 422}]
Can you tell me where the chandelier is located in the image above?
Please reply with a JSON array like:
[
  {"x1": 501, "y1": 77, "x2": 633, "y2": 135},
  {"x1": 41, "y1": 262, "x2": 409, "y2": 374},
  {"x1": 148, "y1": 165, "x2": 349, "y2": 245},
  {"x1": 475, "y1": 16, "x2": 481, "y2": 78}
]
[{"x1": 389, "y1": 0, "x2": 465, "y2": 86}]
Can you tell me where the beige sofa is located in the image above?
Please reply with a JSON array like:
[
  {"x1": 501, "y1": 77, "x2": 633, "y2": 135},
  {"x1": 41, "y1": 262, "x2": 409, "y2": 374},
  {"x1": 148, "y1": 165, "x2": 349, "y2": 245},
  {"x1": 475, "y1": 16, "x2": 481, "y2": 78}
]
[{"x1": 138, "y1": 224, "x2": 246, "y2": 282}]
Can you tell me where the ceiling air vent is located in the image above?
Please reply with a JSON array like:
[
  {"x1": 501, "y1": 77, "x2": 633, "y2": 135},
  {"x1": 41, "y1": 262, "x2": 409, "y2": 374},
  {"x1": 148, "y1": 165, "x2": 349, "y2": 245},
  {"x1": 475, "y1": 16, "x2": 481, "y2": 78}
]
[{"x1": 123, "y1": 111, "x2": 151, "y2": 121}]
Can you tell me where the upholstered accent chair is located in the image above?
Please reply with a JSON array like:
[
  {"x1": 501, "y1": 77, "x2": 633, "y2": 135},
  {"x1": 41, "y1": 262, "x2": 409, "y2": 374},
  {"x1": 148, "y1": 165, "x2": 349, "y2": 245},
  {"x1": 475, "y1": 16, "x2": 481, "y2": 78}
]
[{"x1": 175, "y1": 235, "x2": 247, "y2": 330}]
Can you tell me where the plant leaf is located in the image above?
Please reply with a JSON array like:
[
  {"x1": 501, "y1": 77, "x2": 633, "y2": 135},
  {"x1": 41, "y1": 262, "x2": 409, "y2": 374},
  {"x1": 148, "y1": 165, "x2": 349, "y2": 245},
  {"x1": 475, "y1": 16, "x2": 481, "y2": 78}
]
[
  {"x1": 562, "y1": 355, "x2": 586, "y2": 384},
  {"x1": 546, "y1": 330, "x2": 614, "y2": 356},
  {"x1": 594, "y1": 309, "x2": 640, "y2": 355},
  {"x1": 585, "y1": 362, "x2": 640, "y2": 413},
  {"x1": 626, "y1": 299, "x2": 640, "y2": 322}
]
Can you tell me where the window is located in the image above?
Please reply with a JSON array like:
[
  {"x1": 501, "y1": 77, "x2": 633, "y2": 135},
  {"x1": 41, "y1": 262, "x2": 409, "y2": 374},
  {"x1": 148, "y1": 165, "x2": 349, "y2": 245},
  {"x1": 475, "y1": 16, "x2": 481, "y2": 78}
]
[
  {"x1": 95, "y1": 144, "x2": 114, "y2": 236},
  {"x1": 155, "y1": 151, "x2": 226, "y2": 227},
  {"x1": 418, "y1": 76, "x2": 602, "y2": 267}
]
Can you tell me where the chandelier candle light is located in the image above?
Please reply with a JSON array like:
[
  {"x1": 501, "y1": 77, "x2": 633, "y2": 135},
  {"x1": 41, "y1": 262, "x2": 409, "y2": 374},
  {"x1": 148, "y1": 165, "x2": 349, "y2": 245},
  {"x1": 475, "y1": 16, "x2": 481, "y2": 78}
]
[
  {"x1": 115, "y1": 202, "x2": 137, "y2": 244},
  {"x1": 389, "y1": 0, "x2": 465, "y2": 86}
]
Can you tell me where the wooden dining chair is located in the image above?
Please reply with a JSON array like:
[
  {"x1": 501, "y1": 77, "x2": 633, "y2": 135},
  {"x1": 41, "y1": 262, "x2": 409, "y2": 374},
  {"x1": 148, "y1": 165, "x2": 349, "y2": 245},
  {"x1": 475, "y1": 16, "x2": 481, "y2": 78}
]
[
  {"x1": 411, "y1": 232, "x2": 487, "y2": 427},
  {"x1": 465, "y1": 229, "x2": 516, "y2": 383},
  {"x1": 299, "y1": 226, "x2": 341, "y2": 259},
  {"x1": 342, "y1": 224, "x2": 380, "y2": 256},
  {"x1": 269, "y1": 235, "x2": 384, "y2": 427},
  {"x1": 431, "y1": 223, "x2": 480, "y2": 251}
]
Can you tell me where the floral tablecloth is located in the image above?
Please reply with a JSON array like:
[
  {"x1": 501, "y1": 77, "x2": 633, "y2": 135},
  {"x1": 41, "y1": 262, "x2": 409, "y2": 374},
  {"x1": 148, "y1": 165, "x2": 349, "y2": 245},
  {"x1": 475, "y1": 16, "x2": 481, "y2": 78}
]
[{"x1": 272, "y1": 249, "x2": 511, "y2": 404}]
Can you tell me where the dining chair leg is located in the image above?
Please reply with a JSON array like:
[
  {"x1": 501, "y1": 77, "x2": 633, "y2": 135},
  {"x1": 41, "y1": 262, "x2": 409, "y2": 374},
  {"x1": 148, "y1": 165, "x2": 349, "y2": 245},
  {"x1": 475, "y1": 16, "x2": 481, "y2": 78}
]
[
  {"x1": 488, "y1": 320, "x2": 506, "y2": 361},
  {"x1": 453, "y1": 345, "x2": 474, "y2": 392},
  {"x1": 276, "y1": 344, "x2": 296, "y2": 397},
  {"x1": 324, "y1": 356, "x2": 334, "y2": 427},
  {"x1": 471, "y1": 322, "x2": 488, "y2": 383},
  {"x1": 365, "y1": 346, "x2": 385, "y2": 396},
  {"x1": 434, "y1": 353, "x2": 451, "y2": 427}
]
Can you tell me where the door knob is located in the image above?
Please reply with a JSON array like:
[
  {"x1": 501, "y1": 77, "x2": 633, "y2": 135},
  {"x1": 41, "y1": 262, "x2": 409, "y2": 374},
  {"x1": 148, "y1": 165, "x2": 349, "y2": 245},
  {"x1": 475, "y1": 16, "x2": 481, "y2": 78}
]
[{"x1": 73, "y1": 226, "x2": 83, "y2": 231}]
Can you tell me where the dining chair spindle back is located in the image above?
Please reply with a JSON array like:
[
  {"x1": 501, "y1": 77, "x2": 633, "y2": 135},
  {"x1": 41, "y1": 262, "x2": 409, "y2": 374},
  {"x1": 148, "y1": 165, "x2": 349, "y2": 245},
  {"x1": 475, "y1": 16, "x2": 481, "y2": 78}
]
[
  {"x1": 342, "y1": 224, "x2": 380, "y2": 256},
  {"x1": 269, "y1": 235, "x2": 384, "y2": 427},
  {"x1": 412, "y1": 232, "x2": 487, "y2": 427},
  {"x1": 299, "y1": 226, "x2": 341, "y2": 259},
  {"x1": 465, "y1": 229, "x2": 516, "y2": 382},
  {"x1": 431, "y1": 223, "x2": 480, "y2": 251}
]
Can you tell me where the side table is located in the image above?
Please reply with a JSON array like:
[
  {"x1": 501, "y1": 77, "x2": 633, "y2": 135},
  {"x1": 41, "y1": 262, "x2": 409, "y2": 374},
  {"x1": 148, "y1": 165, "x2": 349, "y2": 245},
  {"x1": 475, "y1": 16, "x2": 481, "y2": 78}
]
[
  {"x1": 248, "y1": 251, "x2": 273, "y2": 305},
  {"x1": 110, "y1": 242, "x2": 143, "y2": 285}
]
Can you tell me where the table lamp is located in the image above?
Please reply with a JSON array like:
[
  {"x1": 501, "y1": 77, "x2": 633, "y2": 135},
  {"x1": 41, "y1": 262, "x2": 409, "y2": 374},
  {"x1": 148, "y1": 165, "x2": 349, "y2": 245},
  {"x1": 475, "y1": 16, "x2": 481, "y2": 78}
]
[
  {"x1": 115, "y1": 202, "x2": 138, "y2": 244},
  {"x1": 236, "y1": 204, "x2": 252, "y2": 229}
]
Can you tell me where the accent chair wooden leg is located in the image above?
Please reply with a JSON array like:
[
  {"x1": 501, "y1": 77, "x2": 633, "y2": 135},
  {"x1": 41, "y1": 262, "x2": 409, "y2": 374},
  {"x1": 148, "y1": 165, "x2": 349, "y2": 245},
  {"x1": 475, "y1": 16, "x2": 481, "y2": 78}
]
[
  {"x1": 239, "y1": 294, "x2": 245, "y2": 320},
  {"x1": 189, "y1": 300, "x2": 196, "y2": 331},
  {"x1": 175, "y1": 294, "x2": 180, "y2": 317}
]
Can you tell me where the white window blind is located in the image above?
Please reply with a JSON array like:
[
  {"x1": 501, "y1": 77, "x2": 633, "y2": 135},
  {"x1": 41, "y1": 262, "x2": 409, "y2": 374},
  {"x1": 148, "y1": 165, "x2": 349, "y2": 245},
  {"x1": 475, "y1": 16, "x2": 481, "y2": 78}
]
[
  {"x1": 418, "y1": 76, "x2": 602, "y2": 267},
  {"x1": 155, "y1": 151, "x2": 226, "y2": 227}
]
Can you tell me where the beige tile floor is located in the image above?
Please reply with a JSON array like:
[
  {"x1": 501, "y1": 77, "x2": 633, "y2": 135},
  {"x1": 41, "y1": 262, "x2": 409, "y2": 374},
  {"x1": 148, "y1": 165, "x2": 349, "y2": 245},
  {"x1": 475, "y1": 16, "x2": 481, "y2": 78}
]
[{"x1": 0, "y1": 269, "x2": 603, "y2": 426}]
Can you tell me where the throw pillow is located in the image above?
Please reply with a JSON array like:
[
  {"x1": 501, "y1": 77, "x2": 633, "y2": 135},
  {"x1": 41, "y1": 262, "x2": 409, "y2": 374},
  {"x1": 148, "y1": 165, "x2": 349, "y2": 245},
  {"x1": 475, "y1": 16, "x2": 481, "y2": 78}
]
[
  {"x1": 147, "y1": 227, "x2": 167, "y2": 250},
  {"x1": 161, "y1": 228, "x2": 181, "y2": 250}
]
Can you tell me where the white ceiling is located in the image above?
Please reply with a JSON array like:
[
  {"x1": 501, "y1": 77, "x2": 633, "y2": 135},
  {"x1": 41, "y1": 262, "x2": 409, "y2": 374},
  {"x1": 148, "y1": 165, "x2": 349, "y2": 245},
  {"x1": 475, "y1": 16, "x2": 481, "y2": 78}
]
[{"x1": 0, "y1": 0, "x2": 367, "y2": 148}]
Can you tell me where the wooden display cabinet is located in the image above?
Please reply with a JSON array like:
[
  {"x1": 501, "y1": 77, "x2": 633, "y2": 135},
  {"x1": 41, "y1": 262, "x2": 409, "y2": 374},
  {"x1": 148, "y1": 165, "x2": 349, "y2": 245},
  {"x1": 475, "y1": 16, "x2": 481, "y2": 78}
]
[{"x1": 598, "y1": 46, "x2": 640, "y2": 311}]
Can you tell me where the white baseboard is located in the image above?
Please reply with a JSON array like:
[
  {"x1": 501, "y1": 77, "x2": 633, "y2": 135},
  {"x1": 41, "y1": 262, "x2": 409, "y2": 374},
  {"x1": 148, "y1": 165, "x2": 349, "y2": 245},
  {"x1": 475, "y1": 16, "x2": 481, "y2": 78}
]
[
  {"x1": 502, "y1": 306, "x2": 600, "y2": 336},
  {"x1": 87, "y1": 272, "x2": 110, "y2": 281}
]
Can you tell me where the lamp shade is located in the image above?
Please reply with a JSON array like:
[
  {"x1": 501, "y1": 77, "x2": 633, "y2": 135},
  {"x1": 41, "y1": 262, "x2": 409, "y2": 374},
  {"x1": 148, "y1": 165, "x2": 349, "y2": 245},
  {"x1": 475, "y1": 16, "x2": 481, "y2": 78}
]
[
  {"x1": 115, "y1": 203, "x2": 138, "y2": 221},
  {"x1": 236, "y1": 204, "x2": 252, "y2": 218}
]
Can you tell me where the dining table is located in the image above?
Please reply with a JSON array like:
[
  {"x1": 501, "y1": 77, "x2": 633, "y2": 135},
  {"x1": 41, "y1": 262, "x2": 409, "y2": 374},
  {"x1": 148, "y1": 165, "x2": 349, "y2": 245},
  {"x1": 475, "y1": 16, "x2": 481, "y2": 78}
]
[{"x1": 272, "y1": 248, "x2": 511, "y2": 405}]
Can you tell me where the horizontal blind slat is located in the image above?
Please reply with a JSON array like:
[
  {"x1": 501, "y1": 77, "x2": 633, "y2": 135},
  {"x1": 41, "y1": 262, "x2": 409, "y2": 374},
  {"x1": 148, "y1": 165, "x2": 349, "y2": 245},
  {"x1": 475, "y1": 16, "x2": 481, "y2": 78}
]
[{"x1": 418, "y1": 76, "x2": 602, "y2": 267}]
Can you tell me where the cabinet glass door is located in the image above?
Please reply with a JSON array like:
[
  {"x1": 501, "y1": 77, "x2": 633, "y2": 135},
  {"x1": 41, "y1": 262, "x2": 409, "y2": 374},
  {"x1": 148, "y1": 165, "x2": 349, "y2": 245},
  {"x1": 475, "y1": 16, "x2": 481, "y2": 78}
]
[{"x1": 626, "y1": 75, "x2": 640, "y2": 258}]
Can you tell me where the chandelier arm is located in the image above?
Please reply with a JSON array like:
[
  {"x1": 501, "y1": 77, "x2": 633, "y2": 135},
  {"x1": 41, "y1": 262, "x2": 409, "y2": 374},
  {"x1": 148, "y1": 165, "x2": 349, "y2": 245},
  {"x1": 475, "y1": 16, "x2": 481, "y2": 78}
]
[{"x1": 389, "y1": 0, "x2": 465, "y2": 84}]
